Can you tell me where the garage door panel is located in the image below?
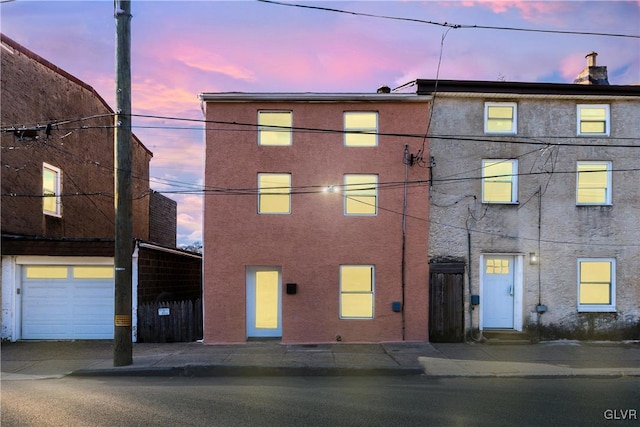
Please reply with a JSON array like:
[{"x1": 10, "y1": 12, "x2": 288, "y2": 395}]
[{"x1": 22, "y1": 265, "x2": 115, "y2": 340}]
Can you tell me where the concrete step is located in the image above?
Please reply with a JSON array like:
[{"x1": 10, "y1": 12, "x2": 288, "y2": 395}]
[{"x1": 481, "y1": 330, "x2": 531, "y2": 344}]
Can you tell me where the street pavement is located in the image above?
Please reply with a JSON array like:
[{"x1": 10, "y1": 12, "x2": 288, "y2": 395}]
[{"x1": 2, "y1": 339, "x2": 640, "y2": 380}]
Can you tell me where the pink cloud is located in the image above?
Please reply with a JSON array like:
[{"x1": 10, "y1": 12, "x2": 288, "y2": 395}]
[{"x1": 459, "y1": 1, "x2": 574, "y2": 24}]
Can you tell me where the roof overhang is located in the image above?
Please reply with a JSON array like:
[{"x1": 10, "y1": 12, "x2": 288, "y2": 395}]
[{"x1": 199, "y1": 92, "x2": 432, "y2": 102}]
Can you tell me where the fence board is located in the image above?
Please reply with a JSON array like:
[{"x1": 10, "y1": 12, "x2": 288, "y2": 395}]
[{"x1": 137, "y1": 299, "x2": 203, "y2": 343}]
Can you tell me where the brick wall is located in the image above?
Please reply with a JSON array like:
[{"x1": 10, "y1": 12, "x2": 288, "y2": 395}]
[
  {"x1": 137, "y1": 246, "x2": 202, "y2": 304},
  {"x1": 148, "y1": 191, "x2": 177, "y2": 247}
]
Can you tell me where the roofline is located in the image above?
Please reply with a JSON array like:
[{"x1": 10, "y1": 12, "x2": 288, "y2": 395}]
[
  {"x1": 1, "y1": 33, "x2": 153, "y2": 157},
  {"x1": 413, "y1": 79, "x2": 640, "y2": 97},
  {"x1": 198, "y1": 92, "x2": 432, "y2": 102}
]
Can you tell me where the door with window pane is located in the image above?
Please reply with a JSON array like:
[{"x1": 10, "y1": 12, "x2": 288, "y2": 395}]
[
  {"x1": 246, "y1": 267, "x2": 282, "y2": 338},
  {"x1": 482, "y1": 256, "x2": 515, "y2": 329}
]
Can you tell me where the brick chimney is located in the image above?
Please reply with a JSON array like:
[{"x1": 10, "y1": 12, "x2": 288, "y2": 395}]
[{"x1": 573, "y1": 52, "x2": 609, "y2": 85}]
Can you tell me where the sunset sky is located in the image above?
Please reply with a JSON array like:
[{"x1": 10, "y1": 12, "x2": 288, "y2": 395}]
[{"x1": 2, "y1": 1, "x2": 639, "y2": 246}]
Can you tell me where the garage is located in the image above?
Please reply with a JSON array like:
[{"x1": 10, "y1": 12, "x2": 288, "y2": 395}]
[{"x1": 21, "y1": 264, "x2": 114, "y2": 340}]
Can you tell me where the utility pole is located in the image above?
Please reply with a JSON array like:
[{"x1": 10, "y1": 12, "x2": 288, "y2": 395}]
[{"x1": 114, "y1": 0, "x2": 133, "y2": 367}]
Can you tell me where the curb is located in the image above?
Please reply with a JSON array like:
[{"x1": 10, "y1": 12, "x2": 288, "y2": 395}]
[{"x1": 69, "y1": 365, "x2": 426, "y2": 378}]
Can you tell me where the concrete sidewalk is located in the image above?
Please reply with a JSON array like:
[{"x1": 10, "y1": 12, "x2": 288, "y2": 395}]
[{"x1": 2, "y1": 339, "x2": 640, "y2": 380}]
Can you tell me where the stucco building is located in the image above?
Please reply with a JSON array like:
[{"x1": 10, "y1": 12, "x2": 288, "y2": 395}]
[
  {"x1": 417, "y1": 68, "x2": 640, "y2": 340},
  {"x1": 200, "y1": 92, "x2": 431, "y2": 343}
]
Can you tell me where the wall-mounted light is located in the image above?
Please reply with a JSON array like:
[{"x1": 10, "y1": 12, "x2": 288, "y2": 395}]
[
  {"x1": 323, "y1": 185, "x2": 337, "y2": 193},
  {"x1": 529, "y1": 252, "x2": 539, "y2": 265}
]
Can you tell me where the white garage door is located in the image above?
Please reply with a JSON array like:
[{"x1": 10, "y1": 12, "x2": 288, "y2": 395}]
[{"x1": 22, "y1": 265, "x2": 114, "y2": 339}]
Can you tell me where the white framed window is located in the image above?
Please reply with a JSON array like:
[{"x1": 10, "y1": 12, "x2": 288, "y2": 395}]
[
  {"x1": 340, "y1": 265, "x2": 374, "y2": 319},
  {"x1": 577, "y1": 104, "x2": 610, "y2": 136},
  {"x1": 258, "y1": 173, "x2": 291, "y2": 214},
  {"x1": 484, "y1": 102, "x2": 517, "y2": 134},
  {"x1": 258, "y1": 111, "x2": 292, "y2": 146},
  {"x1": 482, "y1": 159, "x2": 518, "y2": 204},
  {"x1": 344, "y1": 174, "x2": 377, "y2": 215},
  {"x1": 344, "y1": 112, "x2": 378, "y2": 147},
  {"x1": 42, "y1": 162, "x2": 61, "y2": 216},
  {"x1": 576, "y1": 161, "x2": 612, "y2": 205},
  {"x1": 578, "y1": 259, "x2": 616, "y2": 312}
]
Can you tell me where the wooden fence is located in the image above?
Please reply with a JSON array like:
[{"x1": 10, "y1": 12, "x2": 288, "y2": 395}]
[{"x1": 137, "y1": 299, "x2": 203, "y2": 343}]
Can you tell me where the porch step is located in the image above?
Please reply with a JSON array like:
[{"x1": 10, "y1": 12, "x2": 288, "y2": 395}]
[{"x1": 481, "y1": 330, "x2": 531, "y2": 344}]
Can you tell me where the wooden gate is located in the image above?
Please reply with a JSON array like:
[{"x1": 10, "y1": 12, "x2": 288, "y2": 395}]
[{"x1": 429, "y1": 263, "x2": 465, "y2": 342}]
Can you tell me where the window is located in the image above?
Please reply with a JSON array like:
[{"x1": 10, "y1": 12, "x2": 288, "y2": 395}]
[
  {"x1": 484, "y1": 102, "x2": 517, "y2": 134},
  {"x1": 25, "y1": 265, "x2": 68, "y2": 279},
  {"x1": 340, "y1": 265, "x2": 374, "y2": 319},
  {"x1": 43, "y1": 163, "x2": 61, "y2": 216},
  {"x1": 258, "y1": 111, "x2": 292, "y2": 146},
  {"x1": 482, "y1": 159, "x2": 518, "y2": 204},
  {"x1": 344, "y1": 174, "x2": 377, "y2": 215},
  {"x1": 578, "y1": 259, "x2": 615, "y2": 312},
  {"x1": 576, "y1": 161, "x2": 612, "y2": 205},
  {"x1": 577, "y1": 104, "x2": 610, "y2": 136},
  {"x1": 258, "y1": 173, "x2": 291, "y2": 214},
  {"x1": 344, "y1": 112, "x2": 378, "y2": 147}
]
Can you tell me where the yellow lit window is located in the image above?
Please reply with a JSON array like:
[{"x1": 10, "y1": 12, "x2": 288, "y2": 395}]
[
  {"x1": 340, "y1": 265, "x2": 374, "y2": 319},
  {"x1": 482, "y1": 160, "x2": 517, "y2": 203},
  {"x1": 577, "y1": 162, "x2": 611, "y2": 205},
  {"x1": 578, "y1": 260, "x2": 615, "y2": 311},
  {"x1": 485, "y1": 103, "x2": 517, "y2": 134},
  {"x1": 577, "y1": 105, "x2": 609, "y2": 136},
  {"x1": 344, "y1": 174, "x2": 377, "y2": 215},
  {"x1": 43, "y1": 163, "x2": 61, "y2": 216},
  {"x1": 344, "y1": 112, "x2": 378, "y2": 147},
  {"x1": 258, "y1": 173, "x2": 291, "y2": 214},
  {"x1": 73, "y1": 266, "x2": 114, "y2": 279},
  {"x1": 25, "y1": 265, "x2": 68, "y2": 279},
  {"x1": 258, "y1": 111, "x2": 292, "y2": 146},
  {"x1": 486, "y1": 258, "x2": 510, "y2": 275}
]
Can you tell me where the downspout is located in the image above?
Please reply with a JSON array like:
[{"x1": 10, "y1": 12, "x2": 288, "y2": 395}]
[{"x1": 401, "y1": 144, "x2": 409, "y2": 341}]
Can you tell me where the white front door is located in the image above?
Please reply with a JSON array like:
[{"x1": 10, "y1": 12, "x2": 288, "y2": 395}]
[
  {"x1": 482, "y1": 256, "x2": 515, "y2": 329},
  {"x1": 246, "y1": 267, "x2": 282, "y2": 338}
]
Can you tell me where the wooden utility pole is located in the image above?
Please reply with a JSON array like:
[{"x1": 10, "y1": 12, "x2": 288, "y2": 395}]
[{"x1": 114, "y1": 0, "x2": 133, "y2": 367}]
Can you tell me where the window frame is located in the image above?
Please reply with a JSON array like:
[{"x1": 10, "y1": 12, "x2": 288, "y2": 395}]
[
  {"x1": 577, "y1": 104, "x2": 610, "y2": 137},
  {"x1": 481, "y1": 159, "x2": 518, "y2": 204},
  {"x1": 576, "y1": 161, "x2": 612, "y2": 206},
  {"x1": 343, "y1": 174, "x2": 378, "y2": 216},
  {"x1": 339, "y1": 265, "x2": 374, "y2": 319},
  {"x1": 484, "y1": 102, "x2": 517, "y2": 135},
  {"x1": 42, "y1": 162, "x2": 62, "y2": 217},
  {"x1": 257, "y1": 173, "x2": 291, "y2": 215},
  {"x1": 577, "y1": 258, "x2": 616, "y2": 312},
  {"x1": 258, "y1": 110, "x2": 292, "y2": 146},
  {"x1": 344, "y1": 111, "x2": 378, "y2": 147}
]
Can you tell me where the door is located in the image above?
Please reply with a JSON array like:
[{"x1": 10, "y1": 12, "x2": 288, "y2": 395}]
[
  {"x1": 22, "y1": 265, "x2": 114, "y2": 339},
  {"x1": 482, "y1": 256, "x2": 514, "y2": 329},
  {"x1": 246, "y1": 267, "x2": 282, "y2": 338},
  {"x1": 429, "y1": 263, "x2": 465, "y2": 342}
]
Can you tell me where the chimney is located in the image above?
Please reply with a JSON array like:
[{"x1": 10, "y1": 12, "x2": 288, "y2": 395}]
[{"x1": 573, "y1": 51, "x2": 609, "y2": 85}]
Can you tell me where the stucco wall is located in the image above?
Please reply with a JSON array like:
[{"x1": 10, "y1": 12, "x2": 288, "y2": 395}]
[
  {"x1": 429, "y1": 94, "x2": 640, "y2": 339},
  {"x1": 203, "y1": 99, "x2": 431, "y2": 343}
]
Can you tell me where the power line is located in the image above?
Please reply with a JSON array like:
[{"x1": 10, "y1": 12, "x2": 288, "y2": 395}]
[{"x1": 257, "y1": 0, "x2": 640, "y2": 39}]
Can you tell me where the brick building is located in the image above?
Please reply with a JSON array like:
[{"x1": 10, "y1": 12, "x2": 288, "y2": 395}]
[{"x1": 199, "y1": 92, "x2": 431, "y2": 344}]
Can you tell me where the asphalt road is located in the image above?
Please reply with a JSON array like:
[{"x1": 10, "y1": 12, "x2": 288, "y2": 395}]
[{"x1": 2, "y1": 376, "x2": 639, "y2": 426}]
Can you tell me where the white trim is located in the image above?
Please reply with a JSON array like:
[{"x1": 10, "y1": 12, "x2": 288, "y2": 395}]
[
  {"x1": 339, "y1": 265, "x2": 375, "y2": 320},
  {"x1": 576, "y1": 161, "x2": 612, "y2": 206},
  {"x1": 478, "y1": 254, "x2": 523, "y2": 332},
  {"x1": 42, "y1": 162, "x2": 62, "y2": 217},
  {"x1": 577, "y1": 258, "x2": 616, "y2": 312},
  {"x1": 200, "y1": 93, "x2": 432, "y2": 102},
  {"x1": 481, "y1": 159, "x2": 518, "y2": 204},
  {"x1": 577, "y1": 104, "x2": 610, "y2": 137},
  {"x1": 484, "y1": 102, "x2": 517, "y2": 135},
  {"x1": 344, "y1": 111, "x2": 378, "y2": 147},
  {"x1": 15, "y1": 256, "x2": 113, "y2": 265}
]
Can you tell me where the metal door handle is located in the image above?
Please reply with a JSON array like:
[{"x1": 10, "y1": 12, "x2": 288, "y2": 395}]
[{"x1": 509, "y1": 285, "x2": 513, "y2": 296}]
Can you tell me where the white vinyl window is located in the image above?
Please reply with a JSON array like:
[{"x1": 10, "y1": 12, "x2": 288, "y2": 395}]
[
  {"x1": 484, "y1": 102, "x2": 517, "y2": 134},
  {"x1": 258, "y1": 111, "x2": 292, "y2": 146},
  {"x1": 43, "y1": 163, "x2": 61, "y2": 216},
  {"x1": 577, "y1": 104, "x2": 610, "y2": 136},
  {"x1": 482, "y1": 159, "x2": 518, "y2": 204},
  {"x1": 344, "y1": 174, "x2": 377, "y2": 215},
  {"x1": 258, "y1": 173, "x2": 291, "y2": 214},
  {"x1": 578, "y1": 259, "x2": 616, "y2": 312},
  {"x1": 340, "y1": 265, "x2": 374, "y2": 319},
  {"x1": 576, "y1": 161, "x2": 612, "y2": 205},
  {"x1": 344, "y1": 112, "x2": 378, "y2": 147}
]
